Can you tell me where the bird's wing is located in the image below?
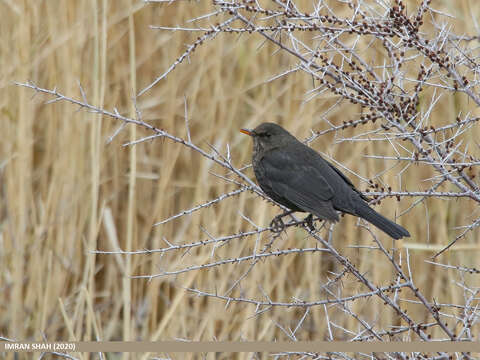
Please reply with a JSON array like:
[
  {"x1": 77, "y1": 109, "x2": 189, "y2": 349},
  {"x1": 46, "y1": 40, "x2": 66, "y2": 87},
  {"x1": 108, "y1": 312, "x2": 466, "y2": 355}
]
[
  {"x1": 259, "y1": 149, "x2": 339, "y2": 221},
  {"x1": 324, "y1": 159, "x2": 369, "y2": 201}
]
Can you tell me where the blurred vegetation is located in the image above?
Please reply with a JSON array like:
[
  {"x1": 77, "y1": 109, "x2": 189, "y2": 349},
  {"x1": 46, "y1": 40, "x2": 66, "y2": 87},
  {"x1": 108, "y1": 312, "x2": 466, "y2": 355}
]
[{"x1": 1, "y1": 1, "x2": 479, "y2": 359}]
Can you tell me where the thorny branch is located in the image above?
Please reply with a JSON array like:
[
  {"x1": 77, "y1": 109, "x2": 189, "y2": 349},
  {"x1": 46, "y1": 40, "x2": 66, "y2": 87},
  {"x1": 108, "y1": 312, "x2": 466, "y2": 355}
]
[{"x1": 16, "y1": 0, "x2": 480, "y2": 349}]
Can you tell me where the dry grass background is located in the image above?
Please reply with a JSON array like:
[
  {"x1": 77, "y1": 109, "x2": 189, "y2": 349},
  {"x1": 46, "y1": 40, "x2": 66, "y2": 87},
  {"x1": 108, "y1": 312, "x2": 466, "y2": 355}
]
[{"x1": 1, "y1": 0, "x2": 480, "y2": 359}]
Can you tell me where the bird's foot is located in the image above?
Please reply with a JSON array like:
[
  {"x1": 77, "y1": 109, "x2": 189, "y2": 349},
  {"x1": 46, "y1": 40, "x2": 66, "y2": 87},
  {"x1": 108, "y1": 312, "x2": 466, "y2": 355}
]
[
  {"x1": 270, "y1": 215, "x2": 285, "y2": 233},
  {"x1": 304, "y1": 214, "x2": 315, "y2": 231}
]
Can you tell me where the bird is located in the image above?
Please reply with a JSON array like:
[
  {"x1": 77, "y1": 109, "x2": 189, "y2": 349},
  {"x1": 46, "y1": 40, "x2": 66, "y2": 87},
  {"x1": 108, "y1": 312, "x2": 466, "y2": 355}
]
[{"x1": 240, "y1": 122, "x2": 410, "y2": 239}]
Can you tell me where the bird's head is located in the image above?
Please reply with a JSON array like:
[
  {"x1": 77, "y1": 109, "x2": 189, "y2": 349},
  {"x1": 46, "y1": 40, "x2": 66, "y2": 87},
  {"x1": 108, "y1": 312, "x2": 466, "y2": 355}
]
[{"x1": 240, "y1": 122, "x2": 295, "y2": 152}]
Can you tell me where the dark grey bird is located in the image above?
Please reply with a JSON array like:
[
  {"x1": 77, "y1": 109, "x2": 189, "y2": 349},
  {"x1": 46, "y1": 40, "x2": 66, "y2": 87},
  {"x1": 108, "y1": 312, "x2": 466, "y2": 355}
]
[{"x1": 240, "y1": 122, "x2": 410, "y2": 239}]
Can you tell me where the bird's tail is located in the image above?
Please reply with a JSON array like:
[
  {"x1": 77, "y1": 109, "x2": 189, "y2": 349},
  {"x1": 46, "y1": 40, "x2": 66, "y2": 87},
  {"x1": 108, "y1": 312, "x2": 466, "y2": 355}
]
[{"x1": 355, "y1": 202, "x2": 410, "y2": 240}]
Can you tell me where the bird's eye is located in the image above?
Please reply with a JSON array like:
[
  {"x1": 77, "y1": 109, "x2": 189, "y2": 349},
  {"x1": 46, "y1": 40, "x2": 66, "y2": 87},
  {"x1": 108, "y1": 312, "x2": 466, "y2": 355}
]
[{"x1": 260, "y1": 132, "x2": 271, "y2": 138}]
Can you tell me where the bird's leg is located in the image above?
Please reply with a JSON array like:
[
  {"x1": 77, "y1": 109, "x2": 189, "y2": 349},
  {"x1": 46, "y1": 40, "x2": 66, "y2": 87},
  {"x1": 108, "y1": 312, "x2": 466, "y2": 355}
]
[
  {"x1": 304, "y1": 214, "x2": 315, "y2": 231},
  {"x1": 270, "y1": 210, "x2": 295, "y2": 233}
]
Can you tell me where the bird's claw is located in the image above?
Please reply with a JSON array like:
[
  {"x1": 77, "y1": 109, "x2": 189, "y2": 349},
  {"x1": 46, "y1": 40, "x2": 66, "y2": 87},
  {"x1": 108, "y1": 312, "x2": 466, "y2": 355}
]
[
  {"x1": 270, "y1": 215, "x2": 285, "y2": 233},
  {"x1": 304, "y1": 214, "x2": 315, "y2": 231}
]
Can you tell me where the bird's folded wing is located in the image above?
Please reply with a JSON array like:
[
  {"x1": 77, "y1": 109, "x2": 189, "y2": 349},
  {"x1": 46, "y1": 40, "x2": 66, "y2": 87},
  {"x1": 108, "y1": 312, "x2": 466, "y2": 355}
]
[
  {"x1": 324, "y1": 159, "x2": 369, "y2": 201},
  {"x1": 260, "y1": 150, "x2": 339, "y2": 221}
]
